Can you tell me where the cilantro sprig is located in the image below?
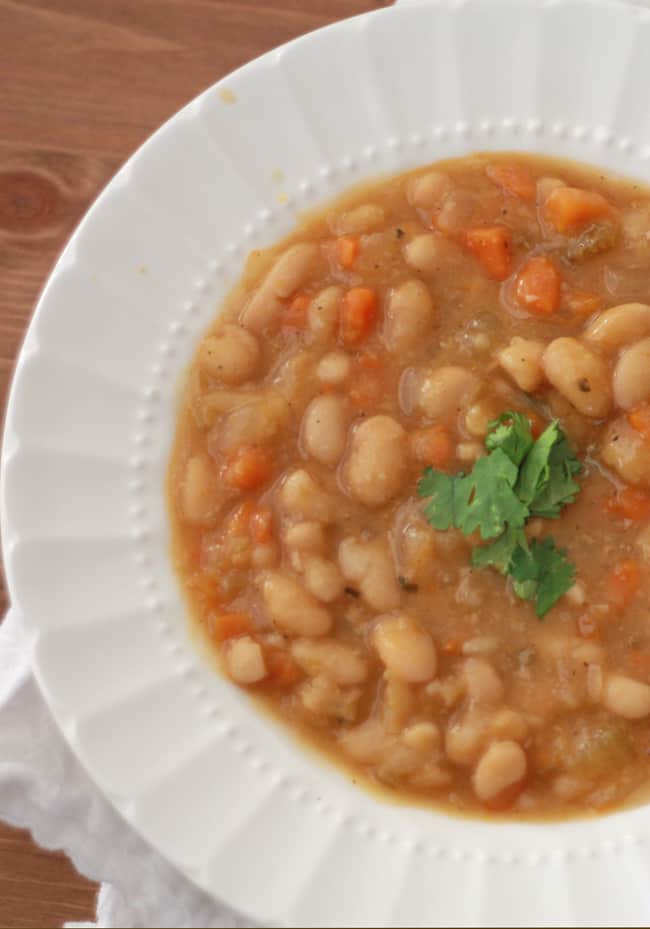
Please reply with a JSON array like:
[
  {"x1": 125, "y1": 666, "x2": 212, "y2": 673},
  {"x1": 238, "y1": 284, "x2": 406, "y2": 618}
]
[{"x1": 417, "y1": 412, "x2": 581, "y2": 617}]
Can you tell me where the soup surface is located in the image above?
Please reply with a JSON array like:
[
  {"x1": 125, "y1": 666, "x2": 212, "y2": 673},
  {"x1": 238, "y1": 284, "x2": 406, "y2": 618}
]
[{"x1": 170, "y1": 152, "x2": 650, "y2": 817}]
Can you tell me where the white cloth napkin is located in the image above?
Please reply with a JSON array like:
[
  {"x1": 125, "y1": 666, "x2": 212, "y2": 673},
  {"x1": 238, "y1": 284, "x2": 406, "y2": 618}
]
[{"x1": 0, "y1": 609, "x2": 252, "y2": 928}]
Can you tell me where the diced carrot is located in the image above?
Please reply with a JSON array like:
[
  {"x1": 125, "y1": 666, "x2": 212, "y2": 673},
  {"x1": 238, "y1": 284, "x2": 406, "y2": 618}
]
[
  {"x1": 250, "y1": 506, "x2": 273, "y2": 544},
  {"x1": 224, "y1": 445, "x2": 272, "y2": 491},
  {"x1": 463, "y1": 225, "x2": 513, "y2": 281},
  {"x1": 335, "y1": 234, "x2": 361, "y2": 270},
  {"x1": 265, "y1": 648, "x2": 302, "y2": 688},
  {"x1": 340, "y1": 287, "x2": 378, "y2": 346},
  {"x1": 282, "y1": 292, "x2": 311, "y2": 329},
  {"x1": 410, "y1": 425, "x2": 454, "y2": 469},
  {"x1": 628, "y1": 404, "x2": 650, "y2": 441},
  {"x1": 563, "y1": 287, "x2": 601, "y2": 319},
  {"x1": 485, "y1": 163, "x2": 536, "y2": 201},
  {"x1": 514, "y1": 256, "x2": 561, "y2": 316},
  {"x1": 210, "y1": 611, "x2": 253, "y2": 642},
  {"x1": 544, "y1": 186, "x2": 612, "y2": 233},
  {"x1": 605, "y1": 486, "x2": 650, "y2": 522},
  {"x1": 576, "y1": 613, "x2": 600, "y2": 639},
  {"x1": 605, "y1": 559, "x2": 642, "y2": 609}
]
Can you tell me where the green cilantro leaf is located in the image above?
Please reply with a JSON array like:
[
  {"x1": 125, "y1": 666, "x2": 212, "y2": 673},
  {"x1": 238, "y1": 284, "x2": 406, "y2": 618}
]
[
  {"x1": 516, "y1": 421, "x2": 581, "y2": 518},
  {"x1": 417, "y1": 469, "x2": 458, "y2": 530},
  {"x1": 456, "y1": 449, "x2": 528, "y2": 539},
  {"x1": 418, "y1": 410, "x2": 580, "y2": 618},
  {"x1": 471, "y1": 525, "x2": 527, "y2": 574},
  {"x1": 510, "y1": 537, "x2": 576, "y2": 617},
  {"x1": 485, "y1": 412, "x2": 534, "y2": 466}
]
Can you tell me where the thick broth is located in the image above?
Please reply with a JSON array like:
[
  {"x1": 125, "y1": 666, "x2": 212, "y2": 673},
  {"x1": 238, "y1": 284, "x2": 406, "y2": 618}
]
[{"x1": 169, "y1": 153, "x2": 650, "y2": 818}]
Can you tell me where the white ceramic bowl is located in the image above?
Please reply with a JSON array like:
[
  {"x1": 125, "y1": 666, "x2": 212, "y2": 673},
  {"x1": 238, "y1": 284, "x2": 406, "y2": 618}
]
[{"x1": 4, "y1": 0, "x2": 650, "y2": 924}]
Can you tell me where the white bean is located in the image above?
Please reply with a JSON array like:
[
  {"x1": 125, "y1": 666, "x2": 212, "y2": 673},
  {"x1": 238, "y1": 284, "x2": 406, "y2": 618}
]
[
  {"x1": 464, "y1": 398, "x2": 500, "y2": 438},
  {"x1": 613, "y1": 337, "x2": 650, "y2": 410},
  {"x1": 457, "y1": 441, "x2": 484, "y2": 462},
  {"x1": 445, "y1": 712, "x2": 486, "y2": 766},
  {"x1": 266, "y1": 243, "x2": 319, "y2": 297},
  {"x1": 284, "y1": 521, "x2": 326, "y2": 554},
  {"x1": 217, "y1": 391, "x2": 290, "y2": 453},
  {"x1": 279, "y1": 470, "x2": 336, "y2": 523},
  {"x1": 308, "y1": 285, "x2": 343, "y2": 343},
  {"x1": 488, "y1": 708, "x2": 528, "y2": 743},
  {"x1": 198, "y1": 325, "x2": 260, "y2": 385},
  {"x1": 601, "y1": 673, "x2": 650, "y2": 719},
  {"x1": 373, "y1": 612, "x2": 437, "y2": 683},
  {"x1": 225, "y1": 636, "x2": 267, "y2": 684},
  {"x1": 301, "y1": 394, "x2": 349, "y2": 466},
  {"x1": 542, "y1": 338, "x2": 612, "y2": 417},
  {"x1": 344, "y1": 415, "x2": 407, "y2": 507},
  {"x1": 291, "y1": 638, "x2": 368, "y2": 685},
  {"x1": 564, "y1": 580, "x2": 586, "y2": 607},
  {"x1": 463, "y1": 658, "x2": 504, "y2": 704},
  {"x1": 417, "y1": 366, "x2": 480, "y2": 420},
  {"x1": 408, "y1": 171, "x2": 452, "y2": 209},
  {"x1": 339, "y1": 535, "x2": 401, "y2": 612},
  {"x1": 303, "y1": 555, "x2": 345, "y2": 603},
  {"x1": 260, "y1": 570, "x2": 332, "y2": 637},
  {"x1": 333, "y1": 203, "x2": 385, "y2": 235},
  {"x1": 402, "y1": 721, "x2": 440, "y2": 752},
  {"x1": 583, "y1": 303, "x2": 650, "y2": 353},
  {"x1": 498, "y1": 337, "x2": 546, "y2": 392},
  {"x1": 317, "y1": 351, "x2": 351, "y2": 386},
  {"x1": 181, "y1": 454, "x2": 218, "y2": 524},
  {"x1": 403, "y1": 233, "x2": 449, "y2": 276},
  {"x1": 241, "y1": 243, "x2": 319, "y2": 331},
  {"x1": 473, "y1": 740, "x2": 526, "y2": 803},
  {"x1": 384, "y1": 279, "x2": 435, "y2": 352},
  {"x1": 600, "y1": 417, "x2": 650, "y2": 487}
]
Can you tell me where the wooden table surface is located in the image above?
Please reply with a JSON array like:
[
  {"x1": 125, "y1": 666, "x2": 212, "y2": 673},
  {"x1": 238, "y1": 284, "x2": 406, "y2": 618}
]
[{"x1": 0, "y1": 1, "x2": 383, "y2": 925}]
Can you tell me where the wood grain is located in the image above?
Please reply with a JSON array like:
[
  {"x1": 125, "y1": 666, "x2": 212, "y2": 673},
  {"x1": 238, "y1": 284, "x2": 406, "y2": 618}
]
[{"x1": 0, "y1": 1, "x2": 383, "y2": 926}]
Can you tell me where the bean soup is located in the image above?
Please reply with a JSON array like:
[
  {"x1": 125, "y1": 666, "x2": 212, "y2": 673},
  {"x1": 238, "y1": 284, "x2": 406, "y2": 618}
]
[{"x1": 169, "y1": 153, "x2": 650, "y2": 817}]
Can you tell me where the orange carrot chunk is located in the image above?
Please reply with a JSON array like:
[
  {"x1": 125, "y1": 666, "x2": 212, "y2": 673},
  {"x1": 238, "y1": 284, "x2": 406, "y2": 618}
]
[
  {"x1": 282, "y1": 292, "x2": 311, "y2": 329},
  {"x1": 335, "y1": 234, "x2": 361, "y2": 270},
  {"x1": 605, "y1": 486, "x2": 650, "y2": 522},
  {"x1": 605, "y1": 559, "x2": 641, "y2": 609},
  {"x1": 410, "y1": 425, "x2": 454, "y2": 469},
  {"x1": 340, "y1": 287, "x2": 378, "y2": 346},
  {"x1": 224, "y1": 445, "x2": 272, "y2": 491},
  {"x1": 210, "y1": 612, "x2": 253, "y2": 642},
  {"x1": 463, "y1": 226, "x2": 513, "y2": 281},
  {"x1": 514, "y1": 255, "x2": 562, "y2": 316},
  {"x1": 544, "y1": 186, "x2": 611, "y2": 233},
  {"x1": 485, "y1": 163, "x2": 536, "y2": 201},
  {"x1": 628, "y1": 405, "x2": 650, "y2": 441}
]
